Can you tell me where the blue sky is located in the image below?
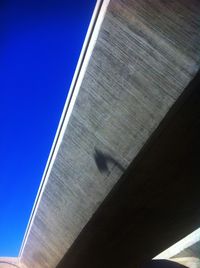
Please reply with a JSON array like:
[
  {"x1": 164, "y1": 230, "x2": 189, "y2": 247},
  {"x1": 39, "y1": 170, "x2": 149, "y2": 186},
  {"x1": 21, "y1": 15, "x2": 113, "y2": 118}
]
[{"x1": 0, "y1": 0, "x2": 96, "y2": 256}]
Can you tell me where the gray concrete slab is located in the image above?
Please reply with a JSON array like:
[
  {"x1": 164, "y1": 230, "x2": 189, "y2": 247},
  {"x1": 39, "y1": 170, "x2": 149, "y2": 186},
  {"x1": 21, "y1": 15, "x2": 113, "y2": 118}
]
[
  {"x1": 56, "y1": 70, "x2": 200, "y2": 268},
  {"x1": 18, "y1": 0, "x2": 200, "y2": 267}
]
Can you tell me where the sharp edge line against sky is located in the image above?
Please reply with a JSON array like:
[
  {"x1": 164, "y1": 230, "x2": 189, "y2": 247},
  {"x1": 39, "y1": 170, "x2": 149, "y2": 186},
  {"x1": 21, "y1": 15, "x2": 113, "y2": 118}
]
[{"x1": 0, "y1": 0, "x2": 96, "y2": 256}]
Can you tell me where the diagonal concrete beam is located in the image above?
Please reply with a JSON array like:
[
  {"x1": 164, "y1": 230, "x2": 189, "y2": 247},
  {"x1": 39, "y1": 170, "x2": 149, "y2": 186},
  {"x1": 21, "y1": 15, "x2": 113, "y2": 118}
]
[
  {"x1": 17, "y1": 0, "x2": 200, "y2": 267},
  {"x1": 155, "y1": 228, "x2": 200, "y2": 259},
  {"x1": 56, "y1": 70, "x2": 200, "y2": 268}
]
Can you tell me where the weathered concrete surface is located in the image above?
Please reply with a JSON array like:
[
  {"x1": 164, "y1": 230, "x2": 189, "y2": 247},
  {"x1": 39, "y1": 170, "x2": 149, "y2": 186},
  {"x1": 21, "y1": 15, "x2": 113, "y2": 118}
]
[
  {"x1": 19, "y1": 0, "x2": 200, "y2": 268},
  {"x1": 56, "y1": 71, "x2": 200, "y2": 268}
]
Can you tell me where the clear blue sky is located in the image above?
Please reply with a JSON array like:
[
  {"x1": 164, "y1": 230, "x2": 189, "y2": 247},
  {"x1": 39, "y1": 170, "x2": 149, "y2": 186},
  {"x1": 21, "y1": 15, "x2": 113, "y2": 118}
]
[{"x1": 0, "y1": 0, "x2": 96, "y2": 256}]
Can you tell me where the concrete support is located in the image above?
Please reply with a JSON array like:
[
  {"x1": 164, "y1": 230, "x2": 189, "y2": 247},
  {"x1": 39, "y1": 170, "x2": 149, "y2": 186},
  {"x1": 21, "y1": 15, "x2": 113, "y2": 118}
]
[
  {"x1": 17, "y1": 1, "x2": 200, "y2": 267},
  {"x1": 56, "y1": 71, "x2": 200, "y2": 268}
]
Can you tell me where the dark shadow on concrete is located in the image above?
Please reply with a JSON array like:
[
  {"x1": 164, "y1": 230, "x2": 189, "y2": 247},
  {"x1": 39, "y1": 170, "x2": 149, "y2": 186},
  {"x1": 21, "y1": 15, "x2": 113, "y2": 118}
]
[
  {"x1": 94, "y1": 147, "x2": 125, "y2": 175},
  {"x1": 141, "y1": 260, "x2": 188, "y2": 268},
  {"x1": 56, "y1": 70, "x2": 200, "y2": 268}
]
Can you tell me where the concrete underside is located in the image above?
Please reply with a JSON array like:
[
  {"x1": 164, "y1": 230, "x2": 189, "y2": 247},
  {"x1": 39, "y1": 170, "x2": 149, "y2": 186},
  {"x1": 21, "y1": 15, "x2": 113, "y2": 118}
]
[
  {"x1": 56, "y1": 71, "x2": 200, "y2": 268},
  {"x1": 14, "y1": 0, "x2": 200, "y2": 268}
]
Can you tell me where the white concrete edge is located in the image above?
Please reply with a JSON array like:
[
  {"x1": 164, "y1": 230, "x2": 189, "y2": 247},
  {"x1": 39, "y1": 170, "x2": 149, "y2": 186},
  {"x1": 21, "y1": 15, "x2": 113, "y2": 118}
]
[
  {"x1": 19, "y1": 0, "x2": 110, "y2": 259},
  {"x1": 154, "y1": 228, "x2": 200, "y2": 259}
]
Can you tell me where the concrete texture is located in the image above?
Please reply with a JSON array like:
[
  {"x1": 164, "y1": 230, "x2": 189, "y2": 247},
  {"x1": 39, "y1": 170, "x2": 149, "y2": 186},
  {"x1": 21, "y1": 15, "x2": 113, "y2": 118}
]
[
  {"x1": 56, "y1": 70, "x2": 200, "y2": 268},
  {"x1": 17, "y1": 0, "x2": 200, "y2": 268}
]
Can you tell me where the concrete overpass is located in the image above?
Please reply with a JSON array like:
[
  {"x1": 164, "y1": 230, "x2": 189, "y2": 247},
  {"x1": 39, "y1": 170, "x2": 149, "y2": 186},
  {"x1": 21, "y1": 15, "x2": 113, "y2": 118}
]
[{"x1": 1, "y1": 0, "x2": 200, "y2": 267}]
